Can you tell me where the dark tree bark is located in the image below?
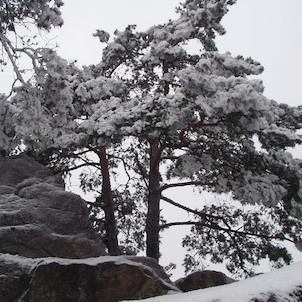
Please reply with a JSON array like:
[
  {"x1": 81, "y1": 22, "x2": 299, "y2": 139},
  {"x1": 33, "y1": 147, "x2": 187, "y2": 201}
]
[
  {"x1": 97, "y1": 146, "x2": 120, "y2": 256},
  {"x1": 146, "y1": 60, "x2": 170, "y2": 261},
  {"x1": 146, "y1": 139, "x2": 163, "y2": 261}
]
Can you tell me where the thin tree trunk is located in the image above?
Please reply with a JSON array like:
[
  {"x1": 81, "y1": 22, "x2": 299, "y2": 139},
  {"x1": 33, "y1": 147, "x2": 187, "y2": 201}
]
[
  {"x1": 97, "y1": 146, "x2": 120, "y2": 256},
  {"x1": 145, "y1": 60, "x2": 169, "y2": 261},
  {"x1": 146, "y1": 139, "x2": 162, "y2": 261}
]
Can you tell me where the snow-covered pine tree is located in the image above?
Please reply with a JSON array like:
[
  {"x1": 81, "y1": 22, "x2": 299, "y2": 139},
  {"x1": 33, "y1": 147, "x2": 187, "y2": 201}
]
[
  {"x1": 7, "y1": 0, "x2": 302, "y2": 275},
  {"x1": 10, "y1": 48, "x2": 128, "y2": 255},
  {"x1": 0, "y1": 0, "x2": 65, "y2": 153},
  {"x1": 87, "y1": 0, "x2": 302, "y2": 271},
  {"x1": 0, "y1": 0, "x2": 64, "y2": 86}
]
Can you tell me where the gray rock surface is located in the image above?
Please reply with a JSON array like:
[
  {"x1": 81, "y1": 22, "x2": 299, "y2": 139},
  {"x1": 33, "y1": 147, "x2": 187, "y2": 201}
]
[
  {"x1": 0, "y1": 155, "x2": 178, "y2": 302},
  {"x1": 175, "y1": 270, "x2": 235, "y2": 292},
  {"x1": 0, "y1": 254, "x2": 34, "y2": 302},
  {"x1": 0, "y1": 154, "x2": 63, "y2": 188},
  {"x1": 0, "y1": 154, "x2": 105, "y2": 258},
  {"x1": 0, "y1": 254, "x2": 178, "y2": 302}
]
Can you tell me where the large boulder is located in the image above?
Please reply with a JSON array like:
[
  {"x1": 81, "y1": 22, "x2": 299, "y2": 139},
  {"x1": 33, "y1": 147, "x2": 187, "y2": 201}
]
[
  {"x1": 0, "y1": 154, "x2": 105, "y2": 258},
  {"x1": 175, "y1": 270, "x2": 235, "y2": 292},
  {"x1": 0, "y1": 254, "x2": 179, "y2": 302}
]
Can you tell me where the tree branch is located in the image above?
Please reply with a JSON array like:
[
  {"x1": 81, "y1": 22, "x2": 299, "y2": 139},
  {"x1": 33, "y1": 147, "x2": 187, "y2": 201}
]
[
  {"x1": 108, "y1": 154, "x2": 132, "y2": 184},
  {"x1": 160, "y1": 155, "x2": 179, "y2": 161},
  {"x1": 133, "y1": 150, "x2": 149, "y2": 188},
  {"x1": 0, "y1": 32, "x2": 28, "y2": 86},
  {"x1": 55, "y1": 162, "x2": 100, "y2": 173},
  {"x1": 160, "y1": 180, "x2": 211, "y2": 192},
  {"x1": 160, "y1": 220, "x2": 295, "y2": 243},
  {"x1": 86, "y1": 200, "x2": 103, "y2": 208},
  {"x1": 161, "y1": 195, "x2": 224, "y2": 221}
]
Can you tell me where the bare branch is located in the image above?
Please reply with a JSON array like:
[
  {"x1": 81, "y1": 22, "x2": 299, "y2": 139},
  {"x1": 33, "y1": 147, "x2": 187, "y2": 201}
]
[
  {"x1": 160, "y1": 221, "x2": 195, "y2": 229},
  {"x1": 108, "y1": 154, "x2": 132, "y2": 183},
  {"x1": 15, "y1": 46, "x2": 38, "y2": 65},
  {"x1": 161, "y1": 195, "x2": 224, "y2": 221},
  {"x1": 55, "y1": 162, "x2": 100, "y2": 173},
  {"x1": 0, "y1": 32, "x2": 28, "y2": 86},
  {"x1": 160, "y1": 180, "x2": 211, "y2": 192},
  {"x1": 160, "y1": 220, "x2": 295, "y2": 243}
]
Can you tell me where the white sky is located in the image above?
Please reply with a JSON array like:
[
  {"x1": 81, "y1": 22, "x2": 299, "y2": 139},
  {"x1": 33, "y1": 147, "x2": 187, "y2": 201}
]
[{"x1": 1, "y1": 0, "x2": 302, "y2": 279}]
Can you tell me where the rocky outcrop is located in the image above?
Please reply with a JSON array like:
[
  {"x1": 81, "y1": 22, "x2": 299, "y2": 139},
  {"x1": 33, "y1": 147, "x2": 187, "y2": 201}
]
[
  {"x1": 0, "y1": 154, "x2": 105, "y2": 258},
  {"x1": 0, "y1": 155, "x2": 180, "y2": 302},
  {"x1": 0, "y1": 254, "x2": 179, "y2": 302},
  {"x1": 0, "y1": 155, "x2": 179, "y2": 301},
  {"x1": 175, "y1": 270, "x2": 235, "y2": 292}
]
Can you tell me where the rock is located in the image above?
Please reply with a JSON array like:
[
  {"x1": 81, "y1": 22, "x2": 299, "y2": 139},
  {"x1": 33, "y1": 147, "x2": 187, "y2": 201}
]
[
  {"x1": 0, "y1": 254, "x2": 35, "y2": 302},
  {"x1": 0, "y1": 254, "x2": 178, "y2": 302},
  {"x1": 0, "y1": 155, "x2": 179, "y2": 301},
  {"x1": 175, "y1": 270, "x2": 235, "y2": 292},
  {"x1": 0, "y1": 153, "x2": 63, "y2": 188},
  {"x1": 0, "y1": 154, "x2": 105, "y2": 258}
]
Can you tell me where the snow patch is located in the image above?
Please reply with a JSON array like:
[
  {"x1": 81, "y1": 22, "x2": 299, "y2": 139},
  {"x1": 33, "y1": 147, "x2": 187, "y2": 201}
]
[{"x1": 122, "y1": 262, "x2": 302, "y2": 302}]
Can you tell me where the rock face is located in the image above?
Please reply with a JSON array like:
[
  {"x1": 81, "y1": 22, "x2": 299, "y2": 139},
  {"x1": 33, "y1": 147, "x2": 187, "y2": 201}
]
[
  {"x1": 0, "y1": 155, "x2": 178, "y2": 302},
  {"x1": 0, "y1": 254, "x2": 178, "y2": 302},
  {"x1": 175, "y1": 270, "x2": 235, "y2": 292},
  {"x1": 0, "y1": 154, "x2": 105, "y2": 258},
  {"x1": 0, "y1": 254, "x2": 34, "y2": 302}
]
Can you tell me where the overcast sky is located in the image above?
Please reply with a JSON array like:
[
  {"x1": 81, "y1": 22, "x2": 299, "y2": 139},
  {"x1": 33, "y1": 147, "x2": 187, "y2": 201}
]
[
  {"x1": 1, "y1": 0, "x2": 302, "y2": 279},
  {"x1": 52, "y1": 0, "x2": 302, "y2": 107}
]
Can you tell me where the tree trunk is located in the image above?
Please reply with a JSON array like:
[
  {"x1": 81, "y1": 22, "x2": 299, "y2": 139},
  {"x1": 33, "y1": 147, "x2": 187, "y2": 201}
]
[
  {"x1": 146, "y1": 61, "x2": 169, "y2": 261},
  {"x1": 97, "y1": 146, "x2": 120, "y2": 256},
  {"x1": 146, "y1": 139, "x2": 162, "y2": 261}
]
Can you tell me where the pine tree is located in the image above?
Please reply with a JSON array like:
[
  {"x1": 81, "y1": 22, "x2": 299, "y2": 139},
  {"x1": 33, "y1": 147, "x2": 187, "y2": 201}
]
[
  {"x1": 0, "y1": 0, "x2": 64, "y2": 154},
  {"x1": 86, "y1": 0, "x2": 302, "y2": 266},
  {"x1": 11, "y1": 49, "x2": 124, "y2": 255},
  {"x1": 6, "y1": 0, "x2": 302, "y2": 275}
]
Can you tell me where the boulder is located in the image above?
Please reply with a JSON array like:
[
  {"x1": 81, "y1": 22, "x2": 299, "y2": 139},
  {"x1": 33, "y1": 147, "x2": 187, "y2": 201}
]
[
  {"x1": 0, "y1": 153, "x2": 63, "y2": 188},
  {"x1": 0, "y1": 254, "x2": 34, "y2": 302},
  {"x1": 175, "y1": 270, "x2": 235, "y2": 292},
  {"x1": 0, "y1": 254, "x2": 179, "y2": 302},
  {"x1": 0, "y1": 154, "x2": 105, "y2": 258}
]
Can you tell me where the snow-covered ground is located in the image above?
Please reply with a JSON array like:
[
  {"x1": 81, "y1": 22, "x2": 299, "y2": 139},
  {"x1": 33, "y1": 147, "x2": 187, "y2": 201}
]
[{"x1": 123, "y1": 261, "x2": 302, "y2": 302}]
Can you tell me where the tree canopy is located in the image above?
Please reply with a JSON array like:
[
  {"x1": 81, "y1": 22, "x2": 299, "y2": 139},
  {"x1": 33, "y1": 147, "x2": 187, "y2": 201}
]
[{"x1": 1, "y1": 0, "x2": 302, "y2": 277}]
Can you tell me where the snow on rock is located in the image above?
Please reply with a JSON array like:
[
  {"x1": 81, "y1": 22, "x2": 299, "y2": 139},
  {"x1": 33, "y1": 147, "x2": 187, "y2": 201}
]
[
  {"x1": 0, "y1": 254, "x2": 179, "y2": 302},
  {"x1": 124, "y1": 262, "x2": 302, "y2": 302}
]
